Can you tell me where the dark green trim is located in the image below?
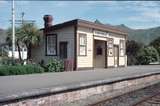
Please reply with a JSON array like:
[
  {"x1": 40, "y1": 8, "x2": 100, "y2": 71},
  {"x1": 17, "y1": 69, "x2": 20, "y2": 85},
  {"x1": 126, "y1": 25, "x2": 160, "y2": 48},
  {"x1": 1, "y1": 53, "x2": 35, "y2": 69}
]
[
  {"x1": 118, "y1": 65, "x2": 125, "y2": 67},
  {"x1": 74, "y1": 22, "x2": 78, "y2": 70},
  {"x1": 107, "y1": 66, "x2": 115, "y2": 68},
  {"x1": 92, "y1": 31, "x2": 95, "y2": 69},
  {"x1": 77, "y1": 67, "x2": 94, "y2": 71},
  {"x1": 105, "y1": 41, "x2": 108, "y2": 68}
]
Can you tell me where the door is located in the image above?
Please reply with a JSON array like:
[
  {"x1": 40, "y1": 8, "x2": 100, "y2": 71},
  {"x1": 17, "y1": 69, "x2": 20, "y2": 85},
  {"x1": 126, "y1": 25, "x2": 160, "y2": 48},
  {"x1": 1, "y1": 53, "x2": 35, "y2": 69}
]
[
  {"x1": 94, "y1": 40, "x2": 106, "y2": 68},
  {"x1": 59, "y1": 42, "x2": 68, "y2": 59},
  {"x1": 114, "y1": 45, "x2": 119, "y2": 67}
]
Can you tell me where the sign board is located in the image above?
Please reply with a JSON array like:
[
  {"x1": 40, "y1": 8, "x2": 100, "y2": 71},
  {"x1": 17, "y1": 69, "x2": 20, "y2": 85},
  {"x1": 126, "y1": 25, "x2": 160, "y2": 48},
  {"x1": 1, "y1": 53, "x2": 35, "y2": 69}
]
[{"x1": 93, "y1": 30, "x2": 109, "y2": 37}]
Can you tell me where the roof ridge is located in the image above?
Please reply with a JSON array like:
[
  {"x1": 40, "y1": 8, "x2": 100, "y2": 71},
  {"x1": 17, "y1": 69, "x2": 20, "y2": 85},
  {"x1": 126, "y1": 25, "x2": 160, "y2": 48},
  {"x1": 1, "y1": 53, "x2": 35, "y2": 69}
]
[
  {"x1": 77, "y1": 19, "x2": 127, "y2": 34},
  {"x1": 41, "y1": 18, "x2": 127, "y2": 35}
]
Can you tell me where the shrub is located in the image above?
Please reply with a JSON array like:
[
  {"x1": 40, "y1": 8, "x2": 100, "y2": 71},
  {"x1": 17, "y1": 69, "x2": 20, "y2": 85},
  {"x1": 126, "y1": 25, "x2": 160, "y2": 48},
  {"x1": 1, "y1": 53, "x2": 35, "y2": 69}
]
[
  {"x1": 0, "y1": 57, "x2": 13, "y2": 65},
  {"x1": 127, "y1": 55, "x2": 138, "y2": 65},
  {"x1": 150, "y1": 37, "x2": 160, "y2": 56},
  {"x1": 0, "y1": 48, "x2": 8, "y2": 57},
  {"x1": 46, "y1": 59, "x2": 64, "y2": 72},
  {"x1": 126, "y1": 40, "x2": 143, "y2": 65},
  {"x1": 136, "y1": 46, "x2": 160, "y2": 65},
  {"x1": 0, "y1": 64, "x2": 44, "y2": 76},
  {"x1": 0, "y1": 57, "x2": 21, "y2": 65}
]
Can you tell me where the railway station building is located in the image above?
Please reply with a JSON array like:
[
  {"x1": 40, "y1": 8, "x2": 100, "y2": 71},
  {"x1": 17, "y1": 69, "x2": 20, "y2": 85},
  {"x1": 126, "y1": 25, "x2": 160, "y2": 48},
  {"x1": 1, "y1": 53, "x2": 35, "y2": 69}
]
[{"x1": 31, "y1": 15, "x2": 128, "y2": 70}]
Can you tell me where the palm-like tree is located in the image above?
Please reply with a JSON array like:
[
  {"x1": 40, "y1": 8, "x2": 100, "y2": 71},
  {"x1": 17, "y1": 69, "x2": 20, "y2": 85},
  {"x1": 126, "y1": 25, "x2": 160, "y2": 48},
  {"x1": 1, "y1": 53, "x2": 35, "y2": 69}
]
[
  {"x1": 20, "y1": 23, "x2": 40, "y2": 59},
  {"x1": 6, "y1": 27, "x2": 23, "y2": 61},
  {"x1": 6, "y1": 23, "x2": 40, "y2": 61}
]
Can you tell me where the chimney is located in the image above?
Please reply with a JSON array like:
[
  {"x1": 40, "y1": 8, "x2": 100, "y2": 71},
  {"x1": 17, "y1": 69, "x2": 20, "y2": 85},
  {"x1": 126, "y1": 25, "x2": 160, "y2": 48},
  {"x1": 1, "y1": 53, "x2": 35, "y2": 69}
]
[{"x1": 43, "y1": 15, "x2": 53, "y2": 28}]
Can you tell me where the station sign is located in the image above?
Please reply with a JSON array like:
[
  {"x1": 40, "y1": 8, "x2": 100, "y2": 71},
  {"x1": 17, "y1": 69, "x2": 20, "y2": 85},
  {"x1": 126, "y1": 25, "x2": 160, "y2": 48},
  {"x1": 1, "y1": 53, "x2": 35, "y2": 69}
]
[{"x1": 93, "y1": 30, "x2": 109, "y2": 38}]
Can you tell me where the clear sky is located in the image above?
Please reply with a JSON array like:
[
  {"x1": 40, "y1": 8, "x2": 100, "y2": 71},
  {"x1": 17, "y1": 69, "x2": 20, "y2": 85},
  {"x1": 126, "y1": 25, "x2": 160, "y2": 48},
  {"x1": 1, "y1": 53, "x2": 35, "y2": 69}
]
[{"x1": 0, "y1": 1, "x2": 160, "y2": 29}]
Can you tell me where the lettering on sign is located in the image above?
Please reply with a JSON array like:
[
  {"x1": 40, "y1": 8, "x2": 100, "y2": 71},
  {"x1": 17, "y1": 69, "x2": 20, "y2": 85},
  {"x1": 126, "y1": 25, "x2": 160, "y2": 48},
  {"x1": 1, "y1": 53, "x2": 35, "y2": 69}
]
[{"x1": 94, "y1": 30, "x2": 109, "y2": 37}]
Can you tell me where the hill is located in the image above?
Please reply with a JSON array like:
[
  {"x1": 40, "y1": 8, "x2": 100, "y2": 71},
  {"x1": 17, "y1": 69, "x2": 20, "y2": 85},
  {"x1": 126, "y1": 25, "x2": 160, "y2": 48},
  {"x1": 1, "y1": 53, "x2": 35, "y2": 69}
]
[
  {"x1": 0, "y1": 29, "x2": 7, "y2": 45},
  {"x1": 115, "y1": 24, "x2": 160, "y2": 45}
]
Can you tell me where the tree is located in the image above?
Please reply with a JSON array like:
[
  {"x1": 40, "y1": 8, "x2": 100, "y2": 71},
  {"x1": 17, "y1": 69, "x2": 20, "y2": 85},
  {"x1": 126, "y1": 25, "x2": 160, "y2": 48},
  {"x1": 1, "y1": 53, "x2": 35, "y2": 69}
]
[
  {"x1": 20, "y1": 23, "x2": 40, "y2": 59},
  {"x1": 126, "y1": 40, "x2": 143, "y2": 65},
  {"x1": 150, "y1": 37, "x2": 160, "y2": 56},
  {"x1": 136, "y1": 46, "x2": 159, "y2": 65},
  {"x1": 94, "y1": 19, "x2": 103, "y2": 24},
  {"x1": 6, "y1": 23, "x2": 40, "y2": 61},
  {"x1": 6, "y1": 27, "x2": 23, "y2": 61}
]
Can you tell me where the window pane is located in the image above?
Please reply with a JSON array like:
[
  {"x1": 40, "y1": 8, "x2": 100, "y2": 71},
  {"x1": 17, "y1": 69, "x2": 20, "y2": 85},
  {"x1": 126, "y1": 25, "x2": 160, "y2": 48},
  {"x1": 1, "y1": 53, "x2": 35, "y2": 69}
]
[
  {"x1": 120, "y1": 49, "x2": 124, "y2": 56},
  {"x1": 80, "y1": 36, "x2": 86, "y2": 46},
  {"x1": 80, "y1": 46, "x2": 86, "y2": 55},
  {"x1": 108, "y1": 38, "x2": 113, "y2": 56},
  {"x1": 46, "y1": 35, "x2": 56, "y2": 55},
  {"x1": 120, "y1": 40, "x2": 125, "y2": 49},
  {"x1": 108, "y1": 38, "x2": 113, "y2": 48},
  {"x1": 79, "y1": 33, "x2": 87, "y2": 56}
]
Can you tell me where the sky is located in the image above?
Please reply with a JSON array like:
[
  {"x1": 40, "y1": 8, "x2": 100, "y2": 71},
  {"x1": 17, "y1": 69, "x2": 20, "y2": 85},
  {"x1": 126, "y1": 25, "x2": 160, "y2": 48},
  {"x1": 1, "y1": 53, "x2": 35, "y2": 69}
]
[{"x1": 0, "y1": 1, "x2": 160, "y2": 29}]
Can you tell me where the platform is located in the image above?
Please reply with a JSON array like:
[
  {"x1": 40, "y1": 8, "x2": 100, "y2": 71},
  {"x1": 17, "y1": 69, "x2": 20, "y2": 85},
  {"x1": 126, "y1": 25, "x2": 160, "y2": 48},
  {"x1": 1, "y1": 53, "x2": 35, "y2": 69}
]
[{"x1": 0, "y1": 65, "x2": 160, "y2": 105}]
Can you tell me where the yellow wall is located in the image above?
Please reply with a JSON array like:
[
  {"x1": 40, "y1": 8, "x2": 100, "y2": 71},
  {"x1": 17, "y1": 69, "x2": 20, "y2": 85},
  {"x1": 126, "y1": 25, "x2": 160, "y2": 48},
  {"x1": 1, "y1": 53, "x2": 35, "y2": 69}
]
[
  {"x1": 119, "y1": 57, "x2": 125, "y2": 66},
  {"x1": 77, "y1": 27, "x2": 94, "y2": 68},
  {"x1": 77, "y1": 27, "x2": 127, "y2": 68},
  {"x1": 109, "y1": 33, "x2": 126, "y2": 44},
  {"x1": 107, "y1": 57, "x2": 115, "y2": 67},
  {"x1": 108, "y1": 32, "x2": 126, "y2": 67}
]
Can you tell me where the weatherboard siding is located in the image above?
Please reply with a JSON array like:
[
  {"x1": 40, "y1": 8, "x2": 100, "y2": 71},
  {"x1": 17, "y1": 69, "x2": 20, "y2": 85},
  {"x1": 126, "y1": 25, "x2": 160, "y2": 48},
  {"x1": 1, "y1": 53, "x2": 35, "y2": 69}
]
[
  {"x1": 109, "y1": 33, "x2": 126, "y2": 67},
  {"x1": 31, "y1": 21, "x2": 127, "y2": 69},
  {"x1": 77, "y1": 27, "x2": 94, "y2": 68},
  {"x1": 31, "y1": 26, "x2": 75, "y2": 63}
]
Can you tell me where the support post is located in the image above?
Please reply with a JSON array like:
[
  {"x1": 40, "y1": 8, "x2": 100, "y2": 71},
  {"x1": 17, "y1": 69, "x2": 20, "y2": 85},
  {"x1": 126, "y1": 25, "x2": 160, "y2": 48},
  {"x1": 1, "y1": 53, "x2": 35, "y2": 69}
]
[{"x1": 12, "y1": 0, "x2": 15, "y2": 61}]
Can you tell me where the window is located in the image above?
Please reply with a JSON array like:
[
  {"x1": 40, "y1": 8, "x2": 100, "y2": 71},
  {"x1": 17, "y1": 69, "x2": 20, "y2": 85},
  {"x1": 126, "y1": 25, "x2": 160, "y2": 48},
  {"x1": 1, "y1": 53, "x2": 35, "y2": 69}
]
[
  {"x1": 46, "y1": 34, "x2": 57, "y2": 56},
  {"x1": 120, "y1": 40, "x2": 125, "y2": 56},
  {"x1": 108, "y1": 38, "x2": 113, "y2": 56},
  {"x1": 79, "y1": 33, "x2": 87, "y2": 56}
]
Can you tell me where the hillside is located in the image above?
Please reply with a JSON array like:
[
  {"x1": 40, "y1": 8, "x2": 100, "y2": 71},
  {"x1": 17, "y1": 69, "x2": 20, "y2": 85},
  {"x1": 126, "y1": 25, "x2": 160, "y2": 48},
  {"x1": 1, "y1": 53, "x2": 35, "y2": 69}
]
[
  {"x1": 0, "y1": 29, "x2": 7, "y2": 45},
  {"x1": 116, "y1": 24, "x2": 160, "y2": 45},
  {"x1": 1, "y1": 23, "x2": 160, "y2": 45}
]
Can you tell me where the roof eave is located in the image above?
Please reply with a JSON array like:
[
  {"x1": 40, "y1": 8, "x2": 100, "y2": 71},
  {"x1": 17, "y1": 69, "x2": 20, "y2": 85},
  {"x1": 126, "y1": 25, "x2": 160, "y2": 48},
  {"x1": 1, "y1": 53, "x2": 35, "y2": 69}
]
[{"x1": 77, "y1": 19, "x2": 128, "y2": 36}]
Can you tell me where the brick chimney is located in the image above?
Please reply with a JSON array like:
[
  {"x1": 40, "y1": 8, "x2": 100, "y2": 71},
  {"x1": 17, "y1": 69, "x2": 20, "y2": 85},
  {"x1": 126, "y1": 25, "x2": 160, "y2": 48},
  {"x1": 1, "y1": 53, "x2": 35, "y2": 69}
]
[{"x1": 43, "y1": 15, "x2": 53, "y2": 28}]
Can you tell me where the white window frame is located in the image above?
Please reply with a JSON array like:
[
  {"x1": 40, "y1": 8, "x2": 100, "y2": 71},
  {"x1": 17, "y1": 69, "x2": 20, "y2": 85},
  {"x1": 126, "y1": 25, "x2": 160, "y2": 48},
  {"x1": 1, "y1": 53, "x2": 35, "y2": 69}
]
[{"x1": 79, "y1": 33, "x2": 87, "y2": 56}]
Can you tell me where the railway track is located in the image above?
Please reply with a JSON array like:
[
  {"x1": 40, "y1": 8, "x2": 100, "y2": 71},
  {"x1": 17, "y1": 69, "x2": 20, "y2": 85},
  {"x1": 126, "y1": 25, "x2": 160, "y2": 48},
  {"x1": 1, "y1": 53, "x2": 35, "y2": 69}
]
[
  {"x1": 133, "y1": 92, "x2": 160, "y2": 106},
  {"x1": 90, "y1": 83, "x2": 160, "y2": 106}
]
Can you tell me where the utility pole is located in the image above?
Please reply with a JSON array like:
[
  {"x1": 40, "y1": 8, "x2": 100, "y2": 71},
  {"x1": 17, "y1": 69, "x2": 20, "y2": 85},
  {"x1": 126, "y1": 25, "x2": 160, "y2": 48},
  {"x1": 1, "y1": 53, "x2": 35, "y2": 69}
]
[
  {"x1": 21, "y1": 12, "x2": 24, "y2": 24},
  {"x1": 10, "y1": 12, "x2": 35, "y2": 25},
  {"x1": 12, "y1": 0, "x2": 15, "y2": 60},
  {"x1": 9, "y1": 12, "x2": 35, "y2": 61}
]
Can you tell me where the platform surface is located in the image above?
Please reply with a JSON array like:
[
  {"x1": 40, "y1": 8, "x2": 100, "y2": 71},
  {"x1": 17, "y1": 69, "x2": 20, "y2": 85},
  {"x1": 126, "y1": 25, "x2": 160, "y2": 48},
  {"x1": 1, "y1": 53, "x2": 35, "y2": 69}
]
[{"x1": 0, "y1": 65, "x2": 160, "y2": 102}]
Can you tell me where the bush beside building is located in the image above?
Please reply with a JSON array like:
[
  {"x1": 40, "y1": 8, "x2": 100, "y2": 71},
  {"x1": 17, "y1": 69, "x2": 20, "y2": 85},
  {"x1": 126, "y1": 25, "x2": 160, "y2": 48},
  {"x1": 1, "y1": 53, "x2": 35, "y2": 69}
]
[
  {"x1": 0, "y1": 64, "x2": 44, "y2": 76},
  {"x1": 136, "y1": 46, "x2": 159, "y2": 65},
  {"x1": 127, "y1": 40, "x2": 160, "y2": 65}
]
